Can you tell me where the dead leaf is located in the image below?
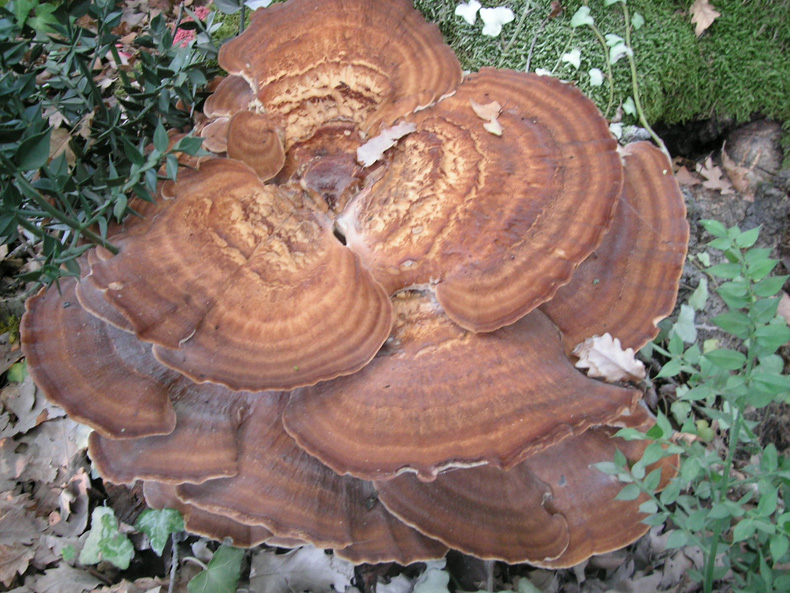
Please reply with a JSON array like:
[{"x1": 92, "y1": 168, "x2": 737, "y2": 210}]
[
  {"x1": 469, "y1": 98, "x2": 502, "y2": 121},
  {"x1": 674, "y1": 165, "x2": 700, "y2": 187},
  {"x1": 0, "y1": 375, "x2": 66, "y2": 439},
  {"x1": 721, "y1": 141, "x2": 761, "y2": 201},
  {"x1": 0, "y1": 543, "x2": 36, "y2": 587},
  {"x1": 48, "y1": 128, "x2": 76, "y2": 168},
  {"x1": 572, "y1": 333, "x2": 646, "y2": 383},
  {"x1": 28, "y1": 563, "x2": 102, "y2": 593},
  {"x1": 249, "y1": 545, "x2": 354, "y2": 593},
  {"x1": 356, "y1": 122, "x2": 417, "y2": 167},
  {"x1": 483, "y1": 119, "x2": 503, "y2": 136},
  {"x1": 690, "y1": 0, "x2": 720, "y2": 37},
  {"x1": 778, "y1": 292, "x2": 790, "y2": 325},
  {"x1": 697, "y1": 156, "x2": 735, "y2": 194},
  {"x1": 90, "y1": 578, "x2": 167, "y2": 593}
]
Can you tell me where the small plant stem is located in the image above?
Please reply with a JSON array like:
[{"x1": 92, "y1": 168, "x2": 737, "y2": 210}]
[
  {"x1": 621, "y1": 4, "x2": 669, "y2": 159},
  {"x1": 524, "y1": 16, "x2": 548, "y2": 72},
  {"x1": 485, "y1": 560, "x2": 494, "y2": 593},
  {"x1": 13, "y1": 174, "x2": 119, "y2": 254},
  {"x1": 586, "y1": 23, "x2": 615, "y2": 119},
  {"x1": 497, "y1": 1, "x2": 536, "y2": 68},
  {"x1": 168, "y1": 532, "x2": 182, "y2": 593}
]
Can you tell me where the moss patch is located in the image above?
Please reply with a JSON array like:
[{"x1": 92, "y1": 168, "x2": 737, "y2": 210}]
[{"x1": 414, "y1": 0, "x2": 789, "y2": 125}]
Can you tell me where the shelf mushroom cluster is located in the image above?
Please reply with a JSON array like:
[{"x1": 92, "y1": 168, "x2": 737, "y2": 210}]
[{"x1": 21, "y1": 0, "x2": 689, "y2": 567}]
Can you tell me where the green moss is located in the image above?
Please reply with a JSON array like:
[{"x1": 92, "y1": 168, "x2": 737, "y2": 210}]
[
  {"x1": 414, "y1": 0, "x2": 789, "y2": 125},
  {"x1": 0, "y1": 314, "x2": 20, "y2": 343}
]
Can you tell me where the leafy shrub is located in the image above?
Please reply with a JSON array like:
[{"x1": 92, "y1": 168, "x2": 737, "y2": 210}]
[
  {"x1": 609, "y1": 223, "x2": 790, "y2": 593},
  {"x1": 0, "y1": 0, "x2": 216, "y2": 285}
]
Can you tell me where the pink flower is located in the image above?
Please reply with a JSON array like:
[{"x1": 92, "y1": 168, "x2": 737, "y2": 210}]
[{"x1": 174, "y1": 5, "x2": 211, "y2": 47}]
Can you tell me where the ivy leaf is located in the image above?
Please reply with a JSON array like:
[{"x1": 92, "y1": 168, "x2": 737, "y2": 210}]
[
  {"x1": 78, "y1": 507, "x2": 134, "y2": 570},
  {"x1": 570, "y1": 6, "x2": 594, "y2": 27},
  {"x1": 135, "y1": 508, "x2": 184, "y2": 556},
  {"x1": 188, "y1": 545, "x2": 244, "y2": 593}
]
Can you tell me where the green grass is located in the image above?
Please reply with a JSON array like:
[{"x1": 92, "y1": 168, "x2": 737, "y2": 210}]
[{"x1": 414, "y1": 0, "x2": 790, "y2": 125}]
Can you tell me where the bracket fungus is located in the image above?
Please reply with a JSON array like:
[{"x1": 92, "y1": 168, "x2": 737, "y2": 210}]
[{"x1": 21, "y1": 0, "x2": 689, "y2": 568}]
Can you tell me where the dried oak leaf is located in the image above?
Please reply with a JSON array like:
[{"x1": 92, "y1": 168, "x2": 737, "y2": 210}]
[
  {"x1": 572, "y1": 333, "x2": 646, "y2": 383},
  {"x1": 697, "y1": 156, "x2": 734, "y2": 194},
  {"x1": 690, "y1": 0, "x2": 720, "y2": 37}
]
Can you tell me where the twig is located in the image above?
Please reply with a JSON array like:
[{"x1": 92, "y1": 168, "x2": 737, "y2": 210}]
[
  {"x1": 168, "y1": 532, "x2": 183, "y2": 593},
  {"x1": 485, "y1": 560, "x2": 494, "y2": 593}
]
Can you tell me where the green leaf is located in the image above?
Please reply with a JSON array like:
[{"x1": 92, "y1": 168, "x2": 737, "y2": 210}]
[
  {"x1": 6, "y1": 360, "x2": 27, "y2": 383},
  {"x1": 643, "y1": 467, "x2": 663, "y2": 492},
  {"x1": 711, "y1": 310, "x2": 751, "y2": 338},
  {"x1": 135, "y1": 508, "x2": 184, "y2": 556},
  {"x1": 638, "y1": 500, "x2": 657, "y2": 514},
  {"x1": 656, "y1": 359, "x2": 682, "y2": 379},
  {"x1": 748, "y1": 258, "x2": 779, "y2": 281},
  {"x1": 173, "y1": 135, "x2": 204, "y2": 155},
  {"x1": 153, "y1": 121, "x2": 169, "y2": 153},
  {"x1": 717, "y1": 279, "x2": 751, "y2": 309},
  {"x1": 631, "y1": 12, "x2": 645, "y2": 29},
  {"x1": 703, "y1": 349, "x2": 746, "y2": 371},
  {"x1": 753, "y1": 275, "x2": 788, "y2": 298},
  {"x1": 671, "y1": 304, "x2": 697, "y2": 343},
  {"x1": 688, "y1": 277, "x2": 708, "y2": 311},
  {"x1": 733, "y1": 518, "x2": 756, "y2": 542},
  {"x1": 166, "y1": 153, "x2": 179, "y2": 181},
  {"x1": 770, "y1": 534, "x2": 789, "y2": 562},
  {"x1": 708, "y1": 262, "x2": 742, "y2": 279},
  {"x1": 735, "y1": 226, "x2": 760, "y2": 248},
  {"x1": 615, "y1": 483, "x2": 641, "y2": 501},
  {"x1": 570, "y1": 6, "x2": 594, "y2": 27},
  {"x1": 665, "y1": 530, "x2": 689, "y2": 548},
  {"x1": 757, "y1": 483, "x2": 778, "y2": 517},
  {"x1": 750, "y1": 297, "x2": 780, "y2": 324},
  {"x1": 79, "y1": 507, "x2": 135, "y2": 570},
  {"x1": 62, "y1": 544, "x2": 76, "y2": 562},
  {"x1": 16, "y1": 128, "x2": 52, "y2": 171},
  {"x1": 700, "y1": 219, "x2": 727, "y2": 238},
  {"x1": 641, "y1": 442, "x2": 667, "y2": 466},
  {"x1": 660, "y1": 479, "x2": 682, "y2": 506},
  {"x1": 212, "y1": 0, "x2": 243, "y2": 14},
  {"x1": 188, "y1": 545, "x2": 244, "y2": 593},
  {"x1": 755, "y1": 323, "x2": 790, "y2": 354},
  {"x1": 613, "y1": 428, "x2": 648, "y2": 441},
  {"x1": 750, "y1": 372, "x2": 790, "y2": 399},
  {"x1": 761, "y1": 444, "x2": 778, "y2": 473},
  {"x1": 122, "y1": 137, "x2": 145, "y2": 166}
]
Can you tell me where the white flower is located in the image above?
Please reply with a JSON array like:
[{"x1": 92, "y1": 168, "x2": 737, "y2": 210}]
[
  {"x1": 454, "y1": 0, "x2": 481, "y2": 25},
  {"x1": 561, "y1": 48, "x2": 582, "y2": 69},
  {"x1": 479, "y1": 6, "x2": 515, "y2": 37},
  {"x1": 589, "y1": 68, "x2": 604, "y2": 86},
  {"x1": 609, "y1": 122, "x2": 623, "y2": 139},
  {"x1": 534, "y1": 68, "x2": 553, "y2": 77}
]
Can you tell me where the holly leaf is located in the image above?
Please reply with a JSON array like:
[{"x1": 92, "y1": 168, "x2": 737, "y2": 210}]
[
  {"x1": 690, "y1": 0, "x2": 720, "y2": 37},
  {"x1": 572, "y1": 333, "x2": 646, "y2": 383}
]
